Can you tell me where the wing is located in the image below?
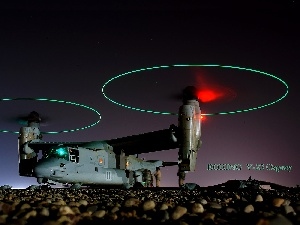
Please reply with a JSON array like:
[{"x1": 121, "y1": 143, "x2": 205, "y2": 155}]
[
  {"x1": 28, "y1": 126, "x2": 179, "y2": 155},
  {"x1": 105, "y1": 126, "x2": 179, "y2": 155},
  {"x1": 28, "y1": 142, "x2": 85, "y2": 151}
]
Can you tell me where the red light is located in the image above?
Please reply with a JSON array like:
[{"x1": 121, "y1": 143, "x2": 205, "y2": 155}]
[
  {"x1": 194, "y1": 71, "x2": 237, "y2": 103},
  {"x1": 197, "y1": 89, "x2": 223, "y2": 102}
]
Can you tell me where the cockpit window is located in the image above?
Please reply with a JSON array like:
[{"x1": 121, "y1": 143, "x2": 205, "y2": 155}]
[
  {"x1": 44, "y1": 146, "x2": 79, "y2": 163},
  {"x1": 45, "y1": 147, "x2": 69, "y2": 160}
]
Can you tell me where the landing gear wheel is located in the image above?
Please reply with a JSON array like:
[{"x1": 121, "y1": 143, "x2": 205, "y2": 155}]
[
  {"x1": 37, "y1": 177, "x2": 48, "y2": 184},
  {"x1": 133, "y1": 182, "x2": 144, "y2": 188}
]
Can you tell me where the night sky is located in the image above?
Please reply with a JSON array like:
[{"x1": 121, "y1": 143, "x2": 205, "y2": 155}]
[{"x1": 0, "y1": 1, "x2": 299, "y2": 189}]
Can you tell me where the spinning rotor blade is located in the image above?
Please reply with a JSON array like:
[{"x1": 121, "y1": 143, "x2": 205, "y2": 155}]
[
  {"x1": 7, "y1": 111, "x2": 50, "y2": 126},
  {"x1": 169, "y1": 86, "x2": 212, "y2": 103},
  {"x1": 169, "y1": 78, "x2": 236, "y2": 104},
  {"x1": 182, "y1": 86, "x2": 199, "y2": 101},
  {"x1": 168, "y1": 86, "x2": 200, "y2": 102}
]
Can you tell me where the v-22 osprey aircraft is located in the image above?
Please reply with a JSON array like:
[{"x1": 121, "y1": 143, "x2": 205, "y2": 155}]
[{"x1": 18, "y1": 86, "x2": 202, "y2": 189}]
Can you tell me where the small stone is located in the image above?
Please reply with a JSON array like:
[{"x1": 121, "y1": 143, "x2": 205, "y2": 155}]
[
  {"x1": 241, "y1": 197, "x2": 248, "y2": 202},
  {"x1": 53, "y1": 200, "x2": 66, "y2": 206},
  {"x1": 19, "y1": 203, "x2": 31, "y2": 211},
  {"x1": 255, "y1": 194, "x2": 263, "y2": 202},
  {"x1": 57, "y1": 215, "x2": 72, "y2": 224},
  {"x1": 22, "y1": 209, "x2": 37, "y2": 220},
  {"x1": 80, "y1": 211, "x2": 92, "y2": 217},
  {"x1": 284, "y1": 205, "x2": 295, "y2": 215},
  {"x1": 124, "y1": 198, "x2": 139, "y2": 207},
  {"x1": 171, "y1": 206, "x2": 187, "y2": 220},
  {"x1": 39, "y1": 207, "x2": 50, "y2": 217},
  {"x1": 200, "y1": 199, "x2": 207, "y2": 205},
  {"x1": 86, "y1": 205, "x2": 98, "y2": 213},
  {"x1": 160, "y1": 203, "x2": 168, "y2": 210},
  {"x1": 37, "y1": 200, "x2": 49, "y2": 207},
  {"x1": 273, "y1": 198, "x2": 285, "y2": 207},
  {"x1": 107, "y1": 212, "x2": 118, "y2": 220},
  {"x1": 78, "y1": 199, "x2": 88, "y2": 206},
  {"x1": 223, "y1": 198, "x2": 231, "y2": 204},
  {"x1": 203, "y1": 212, "x2": 215, "y2": 221},
  {"x1": 143, "y1": 200, "x2": 156, "y2": 211},
  {"x1": 225, "y1": 207, "x2": 237, "y2": 214},
  {"x1": 244, "y1": 204, "x2": 254, "y2": 213},
  {"x1": 209, "y1": 202, "x2": 222, "y2": 209},
  {"x1": 68, "y1": 201, "x2": 79, "y2": 207},
  {"x1": 282, "y1": 199, "x2": 290, "y2": 206},
  {"x1": 120, "y1": 209, "x2": 137, "y2": 218},
  {"x1": 92, "y1": 210, "x2": 106, "y2": 218},
  {"x1": 72, "y1": 207, "x2": 82, "y2": 215},
  {"x1": 191, "y1": 203, "x2": 204, "y2": 214},
  {"x1": 110, "y1": 206, "x2": 119, "y2": 213},
  {"x1": 58, "y1": 206, "x2": 75, "y2": 216}
]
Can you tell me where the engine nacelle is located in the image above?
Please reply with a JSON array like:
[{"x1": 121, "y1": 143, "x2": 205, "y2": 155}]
[
  {"x1": 178, "y1": 99, "x2": 201, "y2": 172},
  {"x1": 18, "y1": 125, "x2": 41, "y2": 176}
]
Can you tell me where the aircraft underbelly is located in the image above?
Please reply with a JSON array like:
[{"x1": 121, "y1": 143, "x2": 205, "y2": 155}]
[{"x1": 50, "y1": 168, "x2": 127, "y2": 185}]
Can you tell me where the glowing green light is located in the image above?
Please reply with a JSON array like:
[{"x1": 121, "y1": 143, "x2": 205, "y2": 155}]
[
  {"x1": 56, "y1": 147, "x2": 67, "y2": 156},
  {"x1": 102, "y1": 64, "x2": 288, "y2": 116},
  {"x1": 0, "y1": 97, "x2": 101, "y2": 134}
]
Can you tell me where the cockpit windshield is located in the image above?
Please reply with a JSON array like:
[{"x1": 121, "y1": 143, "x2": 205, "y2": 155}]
[
  {"x1": 44, "y1": 146, "x2": 79, "y2": 163},
  {"x1": 45, "y1": 146, "x2": 69, "y2": 160}
]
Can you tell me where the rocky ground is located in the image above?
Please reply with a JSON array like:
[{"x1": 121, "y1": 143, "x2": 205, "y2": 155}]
[{"x1": 0, "y1": 187, "x2": 299, "y2": 225}]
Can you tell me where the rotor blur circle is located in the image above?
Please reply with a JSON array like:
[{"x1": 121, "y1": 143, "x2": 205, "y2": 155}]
[
  {"x1": 0, "y1": 97, "x2": 101, "y2": 134},
  {"x1": 101, "y1": 64, "x2": 289, "y2": 116}
]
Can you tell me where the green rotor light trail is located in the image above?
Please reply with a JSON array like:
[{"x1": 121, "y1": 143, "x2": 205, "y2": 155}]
[
  {"x1": 102, "y1": 64, "x2": 289, "y2": 116},
  {"x1": 0, "y1": 97, "x2": 101, "y2": 134}
]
